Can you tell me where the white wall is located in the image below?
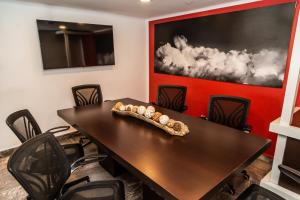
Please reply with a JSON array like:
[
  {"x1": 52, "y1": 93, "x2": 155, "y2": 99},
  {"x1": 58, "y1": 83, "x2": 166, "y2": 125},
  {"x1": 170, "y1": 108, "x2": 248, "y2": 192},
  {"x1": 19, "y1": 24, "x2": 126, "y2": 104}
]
[{"x1": 0, "y1": 1, "x2": 147, "y2": 151}]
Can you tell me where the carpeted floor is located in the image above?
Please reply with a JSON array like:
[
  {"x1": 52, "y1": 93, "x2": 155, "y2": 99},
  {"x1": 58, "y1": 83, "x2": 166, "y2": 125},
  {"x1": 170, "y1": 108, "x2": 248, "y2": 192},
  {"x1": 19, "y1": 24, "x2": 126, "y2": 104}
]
[{"x1": 0, "y1": 133, "x2": 272, "y2": 200}]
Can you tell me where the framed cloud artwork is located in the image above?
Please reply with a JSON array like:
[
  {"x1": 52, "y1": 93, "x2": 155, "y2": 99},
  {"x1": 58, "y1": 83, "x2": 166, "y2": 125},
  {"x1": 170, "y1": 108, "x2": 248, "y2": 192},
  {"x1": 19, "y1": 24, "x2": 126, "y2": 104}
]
[{"x1": 154, "y1": 2, "x2": 295, "y2": 88}]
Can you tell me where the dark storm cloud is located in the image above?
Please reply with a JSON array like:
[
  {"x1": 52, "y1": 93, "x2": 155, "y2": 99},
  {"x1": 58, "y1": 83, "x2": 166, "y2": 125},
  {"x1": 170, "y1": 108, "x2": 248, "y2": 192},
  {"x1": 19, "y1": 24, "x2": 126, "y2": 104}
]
[
  {"x1": 155, "y1": 3, "x2": 295, "y2": 53},
  {"x1": 154, "y1": 2, "x2": 295, "y2": 88}
]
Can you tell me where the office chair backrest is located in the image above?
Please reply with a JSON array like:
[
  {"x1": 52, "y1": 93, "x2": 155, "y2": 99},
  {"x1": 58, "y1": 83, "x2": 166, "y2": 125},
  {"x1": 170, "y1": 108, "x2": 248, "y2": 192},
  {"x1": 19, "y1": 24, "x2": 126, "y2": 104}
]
[
  {"x1": 157, "y1": 85, "x2": 187, "y2": 112},
  {"x1": 208, "y1": 95, "x2": 250, "y2": 130},
  {"x1": 72, "y1": 84, "x2": 103, "y2": 107},
  {"x1": 6, "y1": 109, "x2": 42, "y2": 143},
  {"x1": 7, "y1": 133, "x2": 70, "y2": 200}
]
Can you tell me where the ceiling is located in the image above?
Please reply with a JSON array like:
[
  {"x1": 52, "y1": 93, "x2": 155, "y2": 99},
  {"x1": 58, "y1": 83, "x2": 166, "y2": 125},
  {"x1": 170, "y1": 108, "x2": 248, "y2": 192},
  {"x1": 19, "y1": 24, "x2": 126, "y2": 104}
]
[{"x1": 13, "y1": 0, "x2": 240, "y2": 18}]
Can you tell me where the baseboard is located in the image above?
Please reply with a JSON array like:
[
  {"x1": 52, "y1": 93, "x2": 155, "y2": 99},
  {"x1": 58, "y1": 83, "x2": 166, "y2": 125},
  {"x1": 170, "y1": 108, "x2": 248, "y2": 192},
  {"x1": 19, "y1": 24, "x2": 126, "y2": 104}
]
[{"x1": 259, "y1": 155, "x2": 273, "y2": 164}]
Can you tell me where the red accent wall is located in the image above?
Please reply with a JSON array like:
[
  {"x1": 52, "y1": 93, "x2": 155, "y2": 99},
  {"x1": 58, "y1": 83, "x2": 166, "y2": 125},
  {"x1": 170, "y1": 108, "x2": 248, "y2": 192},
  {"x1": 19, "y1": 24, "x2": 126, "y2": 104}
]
[{"x1": 149, "y1": 0, "x2": 300, "y2": 157}]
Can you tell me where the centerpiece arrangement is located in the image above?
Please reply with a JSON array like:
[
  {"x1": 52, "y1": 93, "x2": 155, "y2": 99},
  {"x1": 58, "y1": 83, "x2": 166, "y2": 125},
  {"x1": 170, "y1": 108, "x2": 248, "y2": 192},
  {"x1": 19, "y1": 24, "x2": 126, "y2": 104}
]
[{"x1": 112, "y1": 102, "x2": 189, "y2": 136}]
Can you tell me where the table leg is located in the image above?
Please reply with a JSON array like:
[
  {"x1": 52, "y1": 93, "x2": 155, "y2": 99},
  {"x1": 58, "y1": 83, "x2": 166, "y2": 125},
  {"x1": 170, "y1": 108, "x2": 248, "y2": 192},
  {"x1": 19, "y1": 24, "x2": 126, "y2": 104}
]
[
  {"x1": 97, "y1": 145, "x2": 125, "y2": 177},
  {"x1": 143, "y1": 184, "x2": 164, "y2": 200}
]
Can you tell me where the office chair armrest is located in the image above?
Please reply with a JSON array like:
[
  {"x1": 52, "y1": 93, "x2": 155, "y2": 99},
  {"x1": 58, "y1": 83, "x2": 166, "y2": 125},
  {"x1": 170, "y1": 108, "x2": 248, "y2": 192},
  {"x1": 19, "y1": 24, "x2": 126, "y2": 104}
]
[
  {"x1": 243, "y1": 124, "x2": 252, "y2": 133},
  {"x1": 200, "y1": 115, "x2": 208, "y2": 120},
  {"x1": 61, "y1": 180, "x2": 125, "y2": 199},
  {"x1": 45, "y1": 126, "x2": 70, "y2": 134},
  {"x1": 71, "y1": 154, "x2": 108, "y2": 173},
  {"x1": 61, "y1": 176, "x2": 91, "y2": 194},
  {"x1": 278, "y1": 164, "x2": 300, "y2": 184}
]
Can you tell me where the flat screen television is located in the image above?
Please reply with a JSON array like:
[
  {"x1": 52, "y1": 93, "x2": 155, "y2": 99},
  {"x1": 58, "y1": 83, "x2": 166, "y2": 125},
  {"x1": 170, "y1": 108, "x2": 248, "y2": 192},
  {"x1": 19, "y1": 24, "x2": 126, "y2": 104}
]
[{"x1": 37, "y1": 20, "x2": 115, "y2": 70}]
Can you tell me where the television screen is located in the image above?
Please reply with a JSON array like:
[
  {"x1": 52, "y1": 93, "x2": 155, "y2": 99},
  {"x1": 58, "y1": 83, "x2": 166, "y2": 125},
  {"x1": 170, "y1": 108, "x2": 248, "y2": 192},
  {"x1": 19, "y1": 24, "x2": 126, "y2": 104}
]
[{"x1": 37, "y1": 20, "x2": 115, "y2": 70}]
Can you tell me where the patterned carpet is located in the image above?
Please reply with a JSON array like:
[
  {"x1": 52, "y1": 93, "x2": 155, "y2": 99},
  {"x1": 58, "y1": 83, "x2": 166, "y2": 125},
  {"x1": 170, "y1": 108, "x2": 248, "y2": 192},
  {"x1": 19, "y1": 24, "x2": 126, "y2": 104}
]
[{"x1": 0, "y1": 133, "x2": 272, "y2": 200}]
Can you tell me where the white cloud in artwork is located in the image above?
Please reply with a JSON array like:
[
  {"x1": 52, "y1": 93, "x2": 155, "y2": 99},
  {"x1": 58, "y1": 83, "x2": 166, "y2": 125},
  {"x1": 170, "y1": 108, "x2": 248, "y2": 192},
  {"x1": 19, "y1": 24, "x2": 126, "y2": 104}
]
[{"x1": 155, "y1": 35, "x2": 287, "y2": 86}]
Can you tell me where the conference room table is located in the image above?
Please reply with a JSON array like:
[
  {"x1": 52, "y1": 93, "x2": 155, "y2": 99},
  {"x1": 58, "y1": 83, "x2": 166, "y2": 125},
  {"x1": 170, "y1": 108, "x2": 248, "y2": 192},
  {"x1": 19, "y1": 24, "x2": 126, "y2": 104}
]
[{"x1": 57, "y1": 98, "x2": 271, "y2": 200}]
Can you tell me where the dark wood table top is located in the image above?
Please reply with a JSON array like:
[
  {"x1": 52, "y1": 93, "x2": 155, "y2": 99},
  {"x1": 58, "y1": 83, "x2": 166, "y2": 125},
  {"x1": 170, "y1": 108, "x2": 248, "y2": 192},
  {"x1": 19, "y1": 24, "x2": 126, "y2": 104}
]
[{"x1": 58, "y1": 98, "x2": 271, "y2": 200}]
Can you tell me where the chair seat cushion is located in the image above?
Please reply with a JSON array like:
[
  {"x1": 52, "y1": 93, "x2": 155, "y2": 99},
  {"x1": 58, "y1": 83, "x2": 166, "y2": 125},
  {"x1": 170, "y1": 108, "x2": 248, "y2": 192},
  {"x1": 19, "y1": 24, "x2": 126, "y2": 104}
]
[
  {"x1": 237, "y1": 184, "x2": 284, "y2": 200},
  {"x1": 61, "y1": 180, "x2": 124, "y2": 200}
]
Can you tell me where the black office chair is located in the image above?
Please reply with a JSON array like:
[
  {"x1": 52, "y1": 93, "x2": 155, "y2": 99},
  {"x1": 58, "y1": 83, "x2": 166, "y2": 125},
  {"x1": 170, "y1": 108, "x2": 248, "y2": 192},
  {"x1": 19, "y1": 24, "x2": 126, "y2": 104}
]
[
  {"x1": 202, "y1": 95, "x2": 252, "y2": 193},
  {"x1": 72, "y1": 84, "x2": 103, "y2": 107},
  {"x1": 204, "y1": 95, "x2": 252, "y2": 133},
  {"x1": 6, "y1": 109, "x2": 83, "y2": 164},
  {"x1": 72, "y1": 84, "x2": 103, "y2": 147},
  {"x1": 7, "y1": 133, "x2": 125, "y2": 200},
  {"x1": 152, "y1": 85, "x2": 187, "y2": 112}
]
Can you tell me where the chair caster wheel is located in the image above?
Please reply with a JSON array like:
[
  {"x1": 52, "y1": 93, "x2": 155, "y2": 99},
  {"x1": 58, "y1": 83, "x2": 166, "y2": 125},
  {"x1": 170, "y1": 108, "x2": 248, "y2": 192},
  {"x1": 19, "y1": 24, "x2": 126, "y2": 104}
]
[
  {"x1": 242, "y1": 170, "x2": 250, "y2": 180},
  {"x1": 226, "y1": 184, "x2": 236, "y2": 195},
  {"x1": 243, "y1": 174, "x2": 250, "y2": 180}
]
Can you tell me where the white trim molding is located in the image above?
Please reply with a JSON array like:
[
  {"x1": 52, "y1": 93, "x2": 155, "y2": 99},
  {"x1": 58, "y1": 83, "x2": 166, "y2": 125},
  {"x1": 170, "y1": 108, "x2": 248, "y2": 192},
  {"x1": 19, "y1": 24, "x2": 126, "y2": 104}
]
[
  {"x1": 262, "y1": 2, "x2": 300, "y2": 197},
  {"x1": 261, "y1": 172, "x2": 300, "y2": 200}
]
